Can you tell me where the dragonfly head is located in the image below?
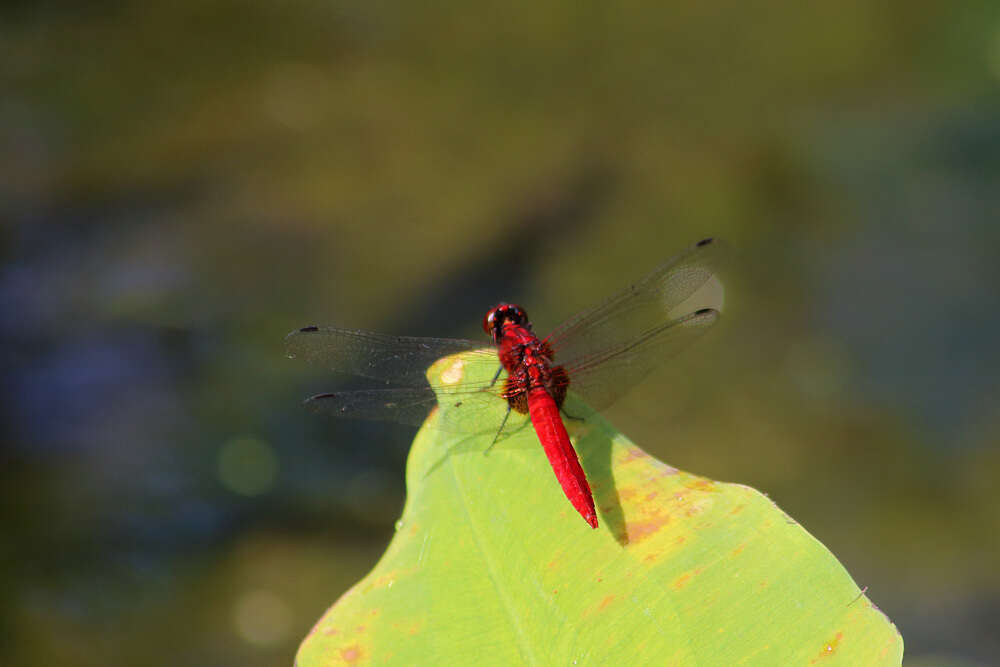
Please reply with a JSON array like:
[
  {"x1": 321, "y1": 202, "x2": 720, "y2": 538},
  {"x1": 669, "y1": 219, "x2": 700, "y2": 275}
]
[{"x1": 483, "y1": 303, "x2": 529, "y2": 344}]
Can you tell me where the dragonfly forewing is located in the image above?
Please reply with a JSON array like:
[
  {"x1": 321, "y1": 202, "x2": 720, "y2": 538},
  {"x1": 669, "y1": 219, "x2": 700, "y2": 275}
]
[
  {"x1": 546, "y1": 237, "x2": 725, "y2": 372},
  {"x1": 285, "y1": 326, "x2": 490, "y2": 386}
]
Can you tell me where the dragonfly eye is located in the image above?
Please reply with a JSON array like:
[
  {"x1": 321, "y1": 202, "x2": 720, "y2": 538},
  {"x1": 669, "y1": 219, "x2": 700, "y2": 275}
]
[
  {"x1": 482, "y1": 307, "x2": 499, "y2": 336},
  {"x1": 507, "y1": 305, "x2": 528, "y2": 325},
  {"x1": 483, "y1": 303, "x2": 529, "y2": 342}
]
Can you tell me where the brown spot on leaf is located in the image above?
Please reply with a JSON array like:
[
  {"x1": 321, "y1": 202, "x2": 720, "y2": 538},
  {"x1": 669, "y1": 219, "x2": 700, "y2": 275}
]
[
  {"x1": 340, "y1": 644, "x2": 363, "y2": 664},
  {"x1": 672, "y1": 568, "x2": 703, "y2": 590},
  {"x1": 686, "y1": 478, "x2": 717, "y2": 492},
  {"x1": 600, "y1": 595, "x2": 615, "y2": 609},
  {"x1": 624, "y1": 512, "x2": 670, "y2": 544},
  {"x1": 809, "y1": 632, "x2": 843, "y2": 663},
  {"x1": 619, "y1": 447, "x2": 649, "y2": 464},
  {"x1": 729, "y1": 504, "x2": 746, "y2": 515}
]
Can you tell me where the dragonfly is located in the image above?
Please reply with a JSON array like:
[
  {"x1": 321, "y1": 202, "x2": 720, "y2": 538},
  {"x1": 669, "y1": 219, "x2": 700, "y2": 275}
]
[{"x1": 286, "y1": 238, "x2": 724, "y2": 529}]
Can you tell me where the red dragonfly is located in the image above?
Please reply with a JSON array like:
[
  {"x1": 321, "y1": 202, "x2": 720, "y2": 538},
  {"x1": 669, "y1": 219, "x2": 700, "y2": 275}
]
[{"x1": 286, "y1": 238, "x2": 724, "y2": 529}]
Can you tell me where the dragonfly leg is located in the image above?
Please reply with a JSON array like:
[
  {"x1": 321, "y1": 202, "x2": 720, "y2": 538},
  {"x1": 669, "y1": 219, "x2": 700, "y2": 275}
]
[
  {"x1": 490, "y1": 365, "x2": 504, "y2": 387},
  {"x1": 561, "y1": 406, "x2": 586, "y2": 422},
  {"x1": 485, "y1": 404, "x2": 512, "y2": 456}
]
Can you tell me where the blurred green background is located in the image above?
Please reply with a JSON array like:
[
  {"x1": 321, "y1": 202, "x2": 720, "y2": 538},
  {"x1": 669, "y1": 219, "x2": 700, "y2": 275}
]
[{"x1": 3, "y1": 1, "x2": 999, "y2": 665}]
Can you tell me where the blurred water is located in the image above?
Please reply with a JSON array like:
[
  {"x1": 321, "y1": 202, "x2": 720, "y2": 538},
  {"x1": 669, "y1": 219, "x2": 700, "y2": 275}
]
[{"x1": 808, "y1": 107, "x2": 1000, "y2": 443}]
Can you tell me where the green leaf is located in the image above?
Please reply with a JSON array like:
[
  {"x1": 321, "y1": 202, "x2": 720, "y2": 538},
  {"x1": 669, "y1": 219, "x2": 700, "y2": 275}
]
[{"x1": 297, "y1": 352, "x2": 903, "y2": 666}]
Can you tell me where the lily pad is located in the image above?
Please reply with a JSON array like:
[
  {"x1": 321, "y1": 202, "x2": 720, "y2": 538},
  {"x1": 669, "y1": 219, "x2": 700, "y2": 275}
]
[{"x1": 297, "y1": 352, "x2": 903, "y2": 665}]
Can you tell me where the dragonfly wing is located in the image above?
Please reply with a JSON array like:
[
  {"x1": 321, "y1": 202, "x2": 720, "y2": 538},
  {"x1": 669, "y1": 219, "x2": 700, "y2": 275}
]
[
  {"x1": 304, "y1": 385, "x2": 530, "y2": 438},
  {"x1": 285, "y1": 326, "x2": 490, "y2": 386},
  {"x1": 304, "y1": 387, "x2": 442, "y2": 426},
  {"x1": 562, "y1": 307, "x2": 720, "y2": 412},
  {"x1": 546, "y1": 237, "x2": 725, "y2": 369},
  {"x1": 287, "y1": 325, "x2": 519, "y2": 433}
]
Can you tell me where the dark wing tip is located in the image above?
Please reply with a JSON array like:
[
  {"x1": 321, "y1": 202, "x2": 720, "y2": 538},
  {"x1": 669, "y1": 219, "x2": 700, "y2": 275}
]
[
  {"x1": 285, "y1": 325, "x2": 320, "y2": 357},
  {"x1": 693, "y1": 307, "x2": 718, "y2": 316},
  {"x1": 695, "y1": 237, "x2": 714, "y2": 247},
  {"x1": 303, "y1": 392, "x2": 351, "y2": 415}
]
